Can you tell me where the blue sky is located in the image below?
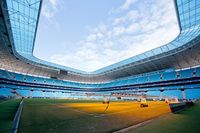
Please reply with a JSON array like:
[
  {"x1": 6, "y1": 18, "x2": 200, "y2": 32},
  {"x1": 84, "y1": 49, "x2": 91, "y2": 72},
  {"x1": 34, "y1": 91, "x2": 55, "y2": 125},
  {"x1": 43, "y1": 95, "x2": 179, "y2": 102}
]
[{"x1": 33, "y1": 0, "x2": 179, "y2": 72}]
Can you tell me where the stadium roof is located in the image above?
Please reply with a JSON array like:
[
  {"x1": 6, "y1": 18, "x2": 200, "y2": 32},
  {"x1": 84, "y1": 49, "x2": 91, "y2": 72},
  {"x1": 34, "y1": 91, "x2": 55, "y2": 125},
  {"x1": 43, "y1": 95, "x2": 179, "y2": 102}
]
[{"x1": 0, "y1": 0, "x2": 200, "y2": 82}]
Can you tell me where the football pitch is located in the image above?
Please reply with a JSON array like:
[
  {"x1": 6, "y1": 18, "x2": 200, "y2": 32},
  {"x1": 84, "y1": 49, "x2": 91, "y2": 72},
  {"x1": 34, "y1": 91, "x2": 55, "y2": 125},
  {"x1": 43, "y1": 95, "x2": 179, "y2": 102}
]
[
  {"x1": 18, "y1": 99, "x2": 170, "y2": 133},
  {"x1": 127, "y1": 102, "x2": 200, "y2": 133},
  {"x1": 0, "y1": 99, "x2": 21, "y2": 133}
]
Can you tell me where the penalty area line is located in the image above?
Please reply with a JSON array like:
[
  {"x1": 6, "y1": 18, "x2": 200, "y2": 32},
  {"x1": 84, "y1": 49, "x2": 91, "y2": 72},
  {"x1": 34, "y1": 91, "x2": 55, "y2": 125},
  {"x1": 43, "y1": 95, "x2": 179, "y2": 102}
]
[
  {"x1": 113, "y1": 119, "x2": 154, "y2": 133},
  {"x1": 113, "y1": 113, "x2": 170, "y2": 133}
]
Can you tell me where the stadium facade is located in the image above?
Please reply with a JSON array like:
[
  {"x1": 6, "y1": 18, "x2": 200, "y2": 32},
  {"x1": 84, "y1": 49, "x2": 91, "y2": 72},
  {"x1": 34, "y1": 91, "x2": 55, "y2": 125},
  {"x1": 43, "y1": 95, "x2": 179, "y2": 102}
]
[{"x1": 0, "y1": 0, "x2": 200, "y2": 98}]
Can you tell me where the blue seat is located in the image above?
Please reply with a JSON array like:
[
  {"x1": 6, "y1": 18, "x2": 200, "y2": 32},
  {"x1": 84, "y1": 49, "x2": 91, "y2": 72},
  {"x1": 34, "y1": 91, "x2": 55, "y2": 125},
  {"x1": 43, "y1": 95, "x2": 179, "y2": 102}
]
[
  {"x1": 179, "y1": 69, "x2": 193, "y2": 79},
  {"x1": 163, "y1": 71, "x2": 176, "y2": 80},
  {"x1": 137, "y1": 76, "x2": 148, "y2": 83},
  {"x1": 24, "y1": 75, "x2": 34, "y2": 82},
  {"x1": 149, "y1": 74, "x2": 160, "y2": 82},
  {"x1": 14, "y1": 73, "x2": 24, "y2": 81},
  {"x1": 196, "y1": 67, "x2": 200, "y2": 76},
  {"x1": 1, "y1": 67, "x2": 200, "y2": 90},
  {"x1": 35, "y1": 77, "x2": 45, "y2": 84},
  {"x1": 0, "y1": 70, "x2": 8, "y2": 79}
]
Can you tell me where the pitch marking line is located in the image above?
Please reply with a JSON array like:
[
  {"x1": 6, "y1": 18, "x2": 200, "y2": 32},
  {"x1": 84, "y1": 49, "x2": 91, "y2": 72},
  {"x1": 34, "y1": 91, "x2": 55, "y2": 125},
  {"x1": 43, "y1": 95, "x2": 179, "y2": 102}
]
[
  {"x1": 0, "y1": 99, "x2": 17, "y2": 105},
  {"x1": 113, "y1": 119, "x2": 154, "y2": 133}
]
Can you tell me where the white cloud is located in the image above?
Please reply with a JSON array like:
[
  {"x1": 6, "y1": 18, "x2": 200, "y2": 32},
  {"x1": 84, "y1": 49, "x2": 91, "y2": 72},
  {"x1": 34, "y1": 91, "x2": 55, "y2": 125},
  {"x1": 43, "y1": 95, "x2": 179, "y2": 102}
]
[
  {"x1": 50, "y1": 42, "x2": 105, "y2": 71},
  {"x1": 48, "y1": 0, "x2": 179, "y2": 72},
  {"x1": 49, "y1": 0, "x2": 59, "y2": 7},
  {"x1": 125, "y1": 23, "x2": 140, "y2": 33},
  {"x1": 110, "y1": 0, "x2": 138, "y2": 14},
  {"x1": 112, "y1": 26, "x2": 126, "y2": 36},
  {"x1": 113, "y1": 10, "x2": 139, "y2": 25},
  {"x1": 41, "y1": 0, "x2": 60, "y2": 19},
  {"x1": 121, "y1": 0, "x2": 137, "y2": 10}
]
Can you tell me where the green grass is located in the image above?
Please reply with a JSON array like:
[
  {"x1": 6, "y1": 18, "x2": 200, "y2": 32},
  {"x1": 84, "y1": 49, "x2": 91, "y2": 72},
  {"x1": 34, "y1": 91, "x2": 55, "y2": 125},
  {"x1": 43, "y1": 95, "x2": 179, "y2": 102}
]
[
  {"x1": 2, "y1": 99, "x2": 200, "y2": 133},
  {"x1": 127, "y1": 102, "x2": 200, "y2": 133},
  {"x1": 23, "y1": 98, "x2": 105, "y2": 104},
  {"x1": 0, "y1": 99, "x2": 21, "y2": 133},
  {"x1": 18, "y1": 99, "x2": 170, "y2": 133},
  {"x1": 0, "y1": 99, "x2": 6, "y2": 103},
  {"x1": 18, "y1": 99, "x2": 123, "y2": 133},
  {"x1": 18, "y1": 99, "x2": 200, "y2": 133}
]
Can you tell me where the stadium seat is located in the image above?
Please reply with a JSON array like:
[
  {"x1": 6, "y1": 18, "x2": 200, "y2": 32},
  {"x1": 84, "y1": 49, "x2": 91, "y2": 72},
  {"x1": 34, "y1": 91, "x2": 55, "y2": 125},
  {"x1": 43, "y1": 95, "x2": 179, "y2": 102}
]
[
  {"x1": 179, "y1": 69, "x2": 193, "y2": 79},
  {"x1": 163, "y1": 71, "x2": 176, "y2": 80}
]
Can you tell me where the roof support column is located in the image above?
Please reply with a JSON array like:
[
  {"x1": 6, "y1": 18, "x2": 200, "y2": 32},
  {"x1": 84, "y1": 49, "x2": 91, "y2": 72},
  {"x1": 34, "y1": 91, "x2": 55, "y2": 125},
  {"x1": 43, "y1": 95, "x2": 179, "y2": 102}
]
[
  {"x1": 159, "y1": 89, "x2": 164, "y2": 100},
  {"x1": 28, "y1": 89, "x2": 34, "y2": 98},
  {"x1": 42, "y1": 90, "x2": 46, "y2": 99},
  {"x1": 180, "y1": 88, "x2": 187, "y2": 102}
]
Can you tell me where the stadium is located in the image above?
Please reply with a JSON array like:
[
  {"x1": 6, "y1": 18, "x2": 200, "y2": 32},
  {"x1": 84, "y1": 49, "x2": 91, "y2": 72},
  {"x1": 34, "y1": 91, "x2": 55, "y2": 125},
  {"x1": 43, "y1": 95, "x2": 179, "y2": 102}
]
[{"x1": 0, "y1": 0, "x2": 200, "y2": 133}]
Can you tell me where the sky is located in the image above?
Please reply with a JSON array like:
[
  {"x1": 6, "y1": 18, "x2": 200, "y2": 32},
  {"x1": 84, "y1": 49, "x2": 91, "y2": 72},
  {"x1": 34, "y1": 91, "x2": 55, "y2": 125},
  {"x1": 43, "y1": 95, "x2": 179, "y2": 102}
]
[{"x1": 33, "y1": 0, "x2": 179, "y2": 72}]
